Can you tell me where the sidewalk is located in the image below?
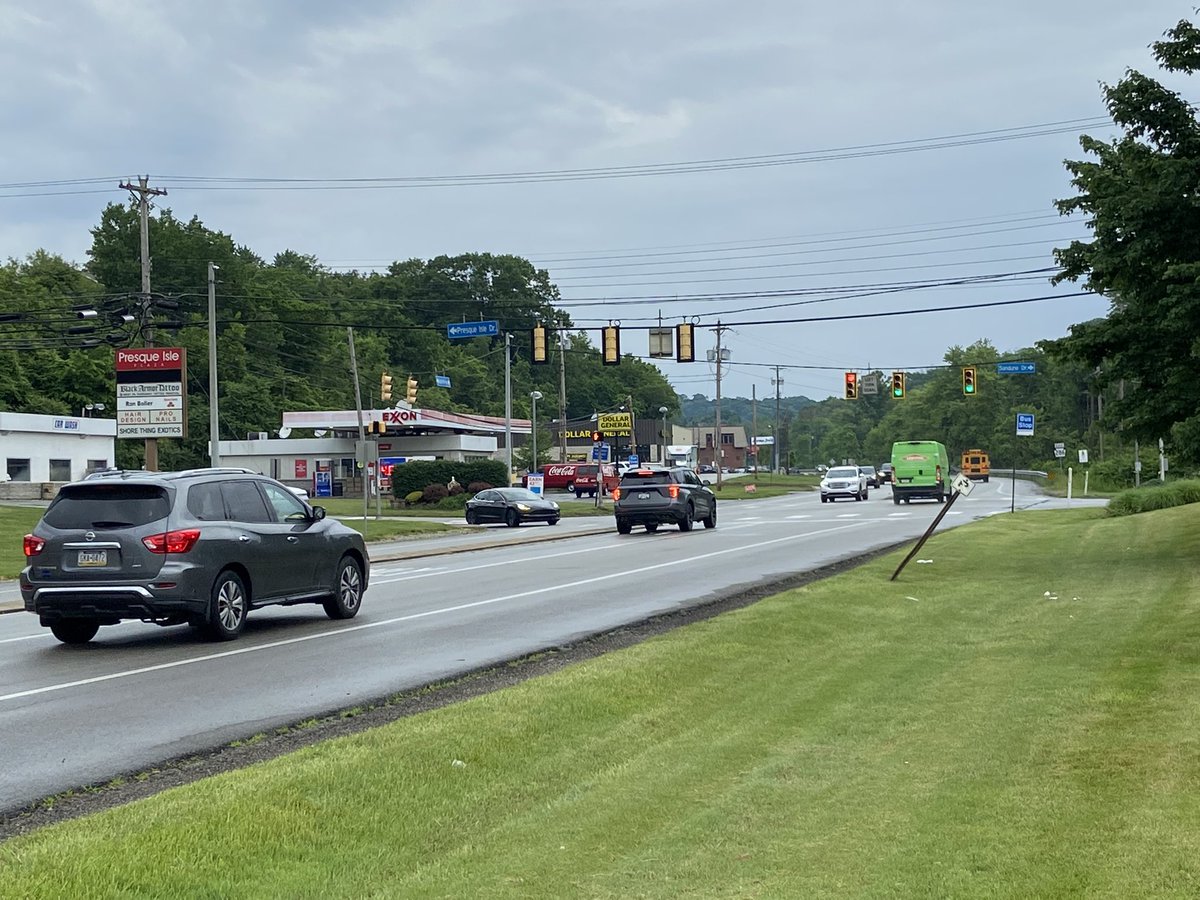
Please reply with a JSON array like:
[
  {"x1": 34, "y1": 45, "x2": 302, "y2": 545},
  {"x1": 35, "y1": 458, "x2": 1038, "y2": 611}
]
[{"x1": 0, "y1": 520, "x2": 614, "y2": 616}]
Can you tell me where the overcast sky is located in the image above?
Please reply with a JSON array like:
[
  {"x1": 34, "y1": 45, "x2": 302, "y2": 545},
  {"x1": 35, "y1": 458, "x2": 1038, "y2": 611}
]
[{"x1": 1, "y1": 1, "x2": 1192, "y2": 402}]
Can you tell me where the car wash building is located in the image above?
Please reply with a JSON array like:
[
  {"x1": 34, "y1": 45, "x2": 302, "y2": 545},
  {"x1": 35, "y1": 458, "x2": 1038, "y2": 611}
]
[{"x1": 0, "y1": 412, "x2": 117, "y2": 499}]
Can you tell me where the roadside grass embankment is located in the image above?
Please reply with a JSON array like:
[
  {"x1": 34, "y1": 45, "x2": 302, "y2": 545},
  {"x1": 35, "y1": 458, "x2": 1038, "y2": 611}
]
[{"x1": 2, "y1": 499, "x2": 1199, "y2": 896}]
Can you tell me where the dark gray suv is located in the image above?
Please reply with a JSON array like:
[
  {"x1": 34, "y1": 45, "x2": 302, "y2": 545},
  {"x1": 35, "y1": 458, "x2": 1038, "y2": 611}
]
[
  {"x1": 20, "y1": 468, "x2": 369, "y2": 644},
  {"x1": 612, "y1": 466, "x2": 717, "y2": 534}
]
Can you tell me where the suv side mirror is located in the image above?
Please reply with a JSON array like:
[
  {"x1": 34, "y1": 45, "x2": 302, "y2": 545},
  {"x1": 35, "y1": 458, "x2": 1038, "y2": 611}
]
[{"x1": 311, "y1": 506, "x2": 327, "y2": 520}]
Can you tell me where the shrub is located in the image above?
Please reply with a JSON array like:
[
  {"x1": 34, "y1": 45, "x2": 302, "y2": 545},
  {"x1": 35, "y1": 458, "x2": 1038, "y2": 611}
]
[
  {"x1": 1106, "y1": 478, "x2": 1200, "y2": 517},
  {"x1": 467, "y1": 481, "x2": 493, "y2": 495},
  {"x1": 447, "y1": 480, "x2": 465, "y2": 496},
  {"x1": 436, "y1": 493, "x2": 468, "y2": 510},
  {"x1": 421, "y1": 483, "x2": 449, "y2": 503},
  {"x1": 405, "y1": 490, "x2": 425, "y2": 505},
  {"x1": 391, "y1": 460, "x2": 509, "y2": 498}
]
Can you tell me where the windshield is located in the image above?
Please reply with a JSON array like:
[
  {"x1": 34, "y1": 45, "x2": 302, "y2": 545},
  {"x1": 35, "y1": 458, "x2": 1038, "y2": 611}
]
[
  {"x1": 497, "y1": 488, "x2": 543, "y2": 501},
  {"x1": 827, "y1": 467, "x2": 860, "y2": 479}
]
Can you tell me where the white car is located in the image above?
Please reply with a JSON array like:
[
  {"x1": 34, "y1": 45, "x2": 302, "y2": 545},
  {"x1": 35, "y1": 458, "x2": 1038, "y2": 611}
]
[{"x1": 820, "y1": 465, "x2": 868, "y2": 502}]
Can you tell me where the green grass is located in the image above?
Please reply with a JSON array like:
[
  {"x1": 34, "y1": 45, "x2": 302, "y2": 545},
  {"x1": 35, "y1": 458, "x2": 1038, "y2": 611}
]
[
  {"x1": 0, "y1": 505, "x2": 45, "y2": 578},
  {"x1": 3, "y1": 504, "x2": 1199, "y2": 896}
]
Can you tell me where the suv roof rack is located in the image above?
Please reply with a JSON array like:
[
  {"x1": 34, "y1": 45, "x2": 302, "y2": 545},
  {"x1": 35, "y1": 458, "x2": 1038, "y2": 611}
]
[{"x1": 83, "y1": 466, "x2": 258, "y2": 481}]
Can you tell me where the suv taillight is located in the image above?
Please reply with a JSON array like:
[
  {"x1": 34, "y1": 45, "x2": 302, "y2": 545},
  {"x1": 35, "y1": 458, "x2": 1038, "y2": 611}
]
[
  {"x1": 668, "y1": 484, "x2": 680, "y2": 498},
  {"x1": 142, "y1": 529, "x2": 201, "y2": 554},
  {"x1": 23, "y1": 534, "x2": 45, "y2": 557},
  {"x1": 612, "y1": 488, "x2": 621, "y2": 501}
]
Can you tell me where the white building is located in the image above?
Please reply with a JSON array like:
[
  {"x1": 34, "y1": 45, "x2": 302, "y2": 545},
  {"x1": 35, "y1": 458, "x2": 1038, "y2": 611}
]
[{"x1": 0, "y1": 412, "x2": 116, "y2": 498}]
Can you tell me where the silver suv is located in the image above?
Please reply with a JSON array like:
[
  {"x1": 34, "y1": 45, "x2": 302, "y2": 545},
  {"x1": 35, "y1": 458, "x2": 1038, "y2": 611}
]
[
  {"x1": 20, "y1": 468, "x2": 369, "y2": 644},
  {"x1": 612, "y1": 466, "x2": 717, "y2": 534}
]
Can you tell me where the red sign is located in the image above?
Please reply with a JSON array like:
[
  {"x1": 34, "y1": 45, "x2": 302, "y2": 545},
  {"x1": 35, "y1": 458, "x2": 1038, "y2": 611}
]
[
  {"x1": 115, "y1": 347, "x2": 185, "y2": 371},
  {"x1": 381, "y1": 409, "x2": 421, "y2": 425},
  {"x1": 295, "y1": 459, "x2": 308, "y2": 479},
  {"x1": 379, "y1": 443, "x2": 392, "y2": 451}
]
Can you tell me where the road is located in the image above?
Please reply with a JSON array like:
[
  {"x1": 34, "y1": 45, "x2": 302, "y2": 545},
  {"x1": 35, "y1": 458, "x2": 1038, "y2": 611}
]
[{"x1": 0, "y1": 479, "x2": 1103, "y2": 811}]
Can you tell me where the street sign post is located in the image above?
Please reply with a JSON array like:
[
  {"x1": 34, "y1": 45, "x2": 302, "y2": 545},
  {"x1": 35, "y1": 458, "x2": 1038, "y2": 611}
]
[
  {"x1": 446, "y1": 320, "x2": 499, "y2": 340},
  {"x1": 1016, "y1": 413, "x2": 1035, "y2": 436}
]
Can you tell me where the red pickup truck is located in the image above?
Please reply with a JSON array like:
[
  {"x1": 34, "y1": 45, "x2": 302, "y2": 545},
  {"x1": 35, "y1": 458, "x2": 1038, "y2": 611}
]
[{"x1": 524, "y1": 463, "x2": 618, "y2": 497}]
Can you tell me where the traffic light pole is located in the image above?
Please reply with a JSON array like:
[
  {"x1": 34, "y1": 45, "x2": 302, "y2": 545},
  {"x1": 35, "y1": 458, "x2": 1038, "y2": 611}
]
[{"x1": 346, "y1": 327, "x2": 368, "y2": 525}]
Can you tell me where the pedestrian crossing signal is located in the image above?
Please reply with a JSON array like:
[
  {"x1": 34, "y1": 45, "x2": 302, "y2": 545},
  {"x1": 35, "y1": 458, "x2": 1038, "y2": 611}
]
[{"x1": 591, "y1": 430, "x2": 605, "y2": 443}]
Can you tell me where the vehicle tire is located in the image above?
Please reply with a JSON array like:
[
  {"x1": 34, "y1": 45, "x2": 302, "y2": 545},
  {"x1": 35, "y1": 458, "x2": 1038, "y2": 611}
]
[
  {"x1": 616, "y1": 519, "x2": 632, "y2": 535},
  {"x1": 465, "y1": 509, "x2": 477, "y2": 525},
  {"x1": 505, "y1": 509, "x2": 521, "y2": 527},
  {"x1": 821, "y1": 496, "x2": 828, "y2": 503},
  {"x1": 703, "y1": 504, "x2": 716, "y2": 529},
  {"x1": 589, "y1": 491, "x2": 597, "y2": 498},
  {"x1": 679, "y1": 504, "x2": 694, "y2": 532},
  {"x1": 49, "y1": 619, "x2": 99, "y2": 645},
  {"x1": 575, "y1": 490, "x2": 583, "y2": 498},
  {"x1": 204, "y1": 570, "x2": 248, "y2": 641},
  {"x1": 565, "y1": 482, "x2": 575, "y2": 493},
  {"x1": 323, "y1": 556, "x2": 364, "y2": 620},
  {"x1": 892, "y1": 494, "x2": 901, "y2": 505},
  {"x1": 983, "y1": 476, "x2": 989, "y2": 483},
  {"x1": 645, "y1": 522, "x2": 659, "y2": 533},
  {"x1": 855, "y1": 491, "x2": 862, "y2": 501},
  {"x1": 549, "y1": 517, "x2": 560, "y2": 526}
]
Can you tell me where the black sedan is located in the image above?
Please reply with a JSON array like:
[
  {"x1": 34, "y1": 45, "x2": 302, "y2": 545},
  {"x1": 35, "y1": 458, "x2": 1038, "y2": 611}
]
[{"x1": 465, "y1": 488, "x2": 561, "y2": 527}]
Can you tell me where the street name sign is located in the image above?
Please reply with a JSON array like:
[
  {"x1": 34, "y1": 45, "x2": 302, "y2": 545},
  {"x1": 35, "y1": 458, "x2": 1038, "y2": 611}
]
[
  {"x1": 446, "y1": 320, "x2": 499, "y2": 340},
  {"x1": 997, "y1": 362, "x2": 1036, "y2": 374}
]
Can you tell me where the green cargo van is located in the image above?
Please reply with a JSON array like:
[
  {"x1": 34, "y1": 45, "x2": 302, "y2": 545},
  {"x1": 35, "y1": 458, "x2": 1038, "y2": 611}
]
[{"x1": 890, "y1": 440, "x2": 951, "y2": 504}]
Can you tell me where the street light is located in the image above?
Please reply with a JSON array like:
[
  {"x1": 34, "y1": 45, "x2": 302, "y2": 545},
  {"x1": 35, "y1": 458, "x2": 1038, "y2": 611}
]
[
  {"x1": 530, "y1": 391, "x2": 543, "y2": 473},
  {"x1": 82, "y1": 402, "x2": 106, "y2": 417},
  {"x1": 659, "y1": 406, "x2": 668, "y2": 464}
]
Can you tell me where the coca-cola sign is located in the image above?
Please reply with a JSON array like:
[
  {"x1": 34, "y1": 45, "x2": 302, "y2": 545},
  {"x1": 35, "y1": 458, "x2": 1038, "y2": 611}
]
[{"x1": 546, "y1": 465, "x2": 577, "y2": 476}]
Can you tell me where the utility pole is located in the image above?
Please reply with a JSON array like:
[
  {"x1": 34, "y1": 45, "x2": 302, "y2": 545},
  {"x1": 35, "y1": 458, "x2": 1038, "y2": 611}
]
[
  {"x1": 772, "y1": 365, "x2": 783, "y2": 473},
  {"x1": 709, "y1": 322, "x2": 730, "y2": 489},
  {"x1": 751, "y1": 384, "x2": 758, "y2": 478},
  {"x1": 558, "y1": 320, "x2": 568, "y2": 463},
  {"x1": 120, "y1": 175, "x2": 167, "y2": 471},
  {"x1": 504, "y1": 332, "x2": 513, "y2": 483},
  {"x1": 208, "y1": 262, "x2": 220, "y2": 467},
  {"x1": 347, "y1": 328, "x2": 369, "y2": 524}
]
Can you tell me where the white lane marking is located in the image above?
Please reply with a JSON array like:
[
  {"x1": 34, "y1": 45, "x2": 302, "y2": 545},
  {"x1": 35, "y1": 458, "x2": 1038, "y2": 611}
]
[
  {"x1": 0, "y1": 633, "x2": 44, "y2": 644},
  {"x1": 0, "y1": 522, "x2": 867, "y2": 704}
]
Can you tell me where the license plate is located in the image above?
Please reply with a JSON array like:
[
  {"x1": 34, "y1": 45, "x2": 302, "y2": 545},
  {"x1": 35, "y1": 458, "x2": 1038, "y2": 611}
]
[
  {"x1": 77, "y1": 550, "x2": 107, "y2": 567},
  {"x1": 638, "y1": 492, "x2": 650, "y2": 499}
]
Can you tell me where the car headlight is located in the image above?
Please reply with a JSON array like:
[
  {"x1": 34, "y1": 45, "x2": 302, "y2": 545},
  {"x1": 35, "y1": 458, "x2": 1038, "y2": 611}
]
[
  {"x1": 516, "y1": 504, "x2": 531, "y2": 511},
  {"x1": 550, "y1": 502, "x2": 559, "y2": 509}
]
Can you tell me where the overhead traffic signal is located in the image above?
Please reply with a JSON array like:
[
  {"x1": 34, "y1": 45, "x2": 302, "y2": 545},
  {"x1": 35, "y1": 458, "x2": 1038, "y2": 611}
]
[
  {"x1": 380, "y1": 372, "x2": 393, "y2": 402},
  {"x1": 590, "y1": 430, "x2": 605, "y2": 443},
  {"x1": 844, "y1": 371, "x2": 859, "y2": 400},
  {"x1": 367, "y1": 420, "x2": 386, "y2": 435},
  {"x1": 962, "y1": 366, "x2": 977, "y2": 395},
  {"x1": 406, "y1": 376, "x2": 418, "y2": 405},
  {"x1": 601, "y1": 326, "x2": 620, "y2": 365},
  {"x1": 675, "y1": 323, "x2": 695, "y2": 362},
  {"x1": 891, "y1": 371, "x2": 906, "y2": 399},
  {"x1": 531, "y1": 324, "x2": 549, "y2": 364}
]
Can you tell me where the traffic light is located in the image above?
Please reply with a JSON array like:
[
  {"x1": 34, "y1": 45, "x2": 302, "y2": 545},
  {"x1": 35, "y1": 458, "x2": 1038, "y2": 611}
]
[
  {"x1": 406, "y1": 376, "x2": 418, "y2": 404},
  {"x1": 891, "y1": 371, "x2": 906, "y2": 399},
  {"x1": 531, "y1": 324, "x2": 549, "y2": 364},
  {"x1": 590, "y1": 430, "x2": 605, "y2": 443},
  {"x1": 380, "y1": 372, "x2": 393, "y2": 402},
  {"x1": 602, "y1": 326, "x2": 620, "y2": 365},
  {"x1": 962, "y1": 365, "x2": 977, "y2": 395},
  {"x1": 368, "y1": 420, "x2": 386, "y2": 435},
  {"x1": 676, "y1": 323, "x2": 695, "y2": 362},
  {"x1": 844, "y1": 371, "x2": 859, "y2": 400}
]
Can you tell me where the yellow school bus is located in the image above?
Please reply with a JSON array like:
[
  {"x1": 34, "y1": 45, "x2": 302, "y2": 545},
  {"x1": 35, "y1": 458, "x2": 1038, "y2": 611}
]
[{"x1": 961, "y1": 449, "x2": 990, "y2": 482}]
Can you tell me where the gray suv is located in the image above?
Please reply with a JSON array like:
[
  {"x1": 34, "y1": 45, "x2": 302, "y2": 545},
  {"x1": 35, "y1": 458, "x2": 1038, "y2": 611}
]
[
  {"x1": 20, "y1": 468, "x2": 369, "y2": 644},
  {"x1": 613, "y1": 466, "x2": 717, "y2": 534}
]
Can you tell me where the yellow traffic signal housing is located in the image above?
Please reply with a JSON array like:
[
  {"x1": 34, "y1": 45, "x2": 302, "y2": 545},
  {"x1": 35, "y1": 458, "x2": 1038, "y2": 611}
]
[
  {"x1": 676, "y1": 323, "x2": 695, "y2": 362},
  {"x1": 891, "y1": 371, "x2": 906, "y2": 399},
  {"x1": 962, "y1": 366, "x2": 977, "y2": 395},
  {"x1": 531, "y1": 324, "x2": 549, "y2": 364},
  {"x1": 601, "y1": 326, "x2": 620, "y2": 365},
  {"x1": 406, "y1": 376, "x2": 418, "y2": 404},
  {"x1": 844, "y1": 371, "x2": 859, "y2": 400},
  {"x1": 380, "y1": 372, "x2": 393, "y2": 402}
]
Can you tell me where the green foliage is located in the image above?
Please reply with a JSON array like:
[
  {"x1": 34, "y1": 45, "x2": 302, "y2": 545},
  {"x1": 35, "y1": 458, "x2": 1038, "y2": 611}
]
[
  {"x1": 404, "y1": 490, "x2": 425, "y2": 504},
  {"x1": 435, "y1": 493, "x2": 468, "y2": 510},
  {"x1": 1050, "y1": 14, "x2": 1200, "y2": 464},
  {"x1": 421, "y1": 483, "x2": 450, "y2": 503},
  {"x1": 1105, "y1": 478, "x2": 1200, "y2": 516},
  {"x1": 390, "y1": 460, "x2": 508, "y2": 498}
]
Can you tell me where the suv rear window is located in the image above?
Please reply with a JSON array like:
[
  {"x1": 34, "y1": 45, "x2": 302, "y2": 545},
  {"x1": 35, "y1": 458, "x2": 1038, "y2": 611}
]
[
  {"x1": 619, "y1": 470, "x2": 672, "y2": 486},
  {"x1": 42, "y1": 484, "x2": 171, "y2": 529}
]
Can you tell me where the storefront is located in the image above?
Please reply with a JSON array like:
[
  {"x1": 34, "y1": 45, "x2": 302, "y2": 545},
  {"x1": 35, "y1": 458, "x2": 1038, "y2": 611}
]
[{"x1": 0, "y1": 412, "x2": 116, "y2": 498}]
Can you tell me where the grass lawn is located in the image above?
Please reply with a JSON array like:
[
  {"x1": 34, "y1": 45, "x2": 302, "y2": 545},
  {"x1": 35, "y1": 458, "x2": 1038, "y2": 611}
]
[{"x1": 3, "y1": 503, "x2": 1198, "y2": 896}]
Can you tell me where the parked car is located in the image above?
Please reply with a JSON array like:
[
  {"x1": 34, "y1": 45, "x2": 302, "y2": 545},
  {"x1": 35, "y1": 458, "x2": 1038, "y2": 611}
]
[
  {"x1": 20, "y1": 467, "x2": 369, "y2": 645},
  {"x1": 465, "y1": 487, "x2": 560, "y2": 527},
  {"x1": 612, "y1": 466, "x2": 717, "y2": 534},
  {"x1": 858, "y1": 464, "x2": 880, "y2": 489},
  {"x1": 820, "y1": 465, "x2": 868, "y2": 502}
]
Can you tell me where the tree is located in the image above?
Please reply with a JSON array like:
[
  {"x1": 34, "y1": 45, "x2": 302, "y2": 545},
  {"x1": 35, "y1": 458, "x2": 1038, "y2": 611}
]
[{"x1": 1051, "y1": 15, "x2": 1200, "y2": 463}]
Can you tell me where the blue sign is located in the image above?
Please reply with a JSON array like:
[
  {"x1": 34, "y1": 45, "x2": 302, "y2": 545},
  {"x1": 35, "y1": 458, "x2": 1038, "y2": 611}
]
[
  {"x1": 314, "y1": 470, "x2": 333, "y2": 498},
  {"x1": 997, "y1": 362, "x2": 1036, "y2": 374},
  {"x1": 627, "y1": 455, "x2": 639, "y2": 467},
  {"x1": 1016, "y1": 412, "x2": 1035, "y2": 436},
  {"x1": 447, "y1": 320, "x2": 499, "y2": 340},
  {"x1": 435, "y1": 374, "x2": 451, "y2": 388}
]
